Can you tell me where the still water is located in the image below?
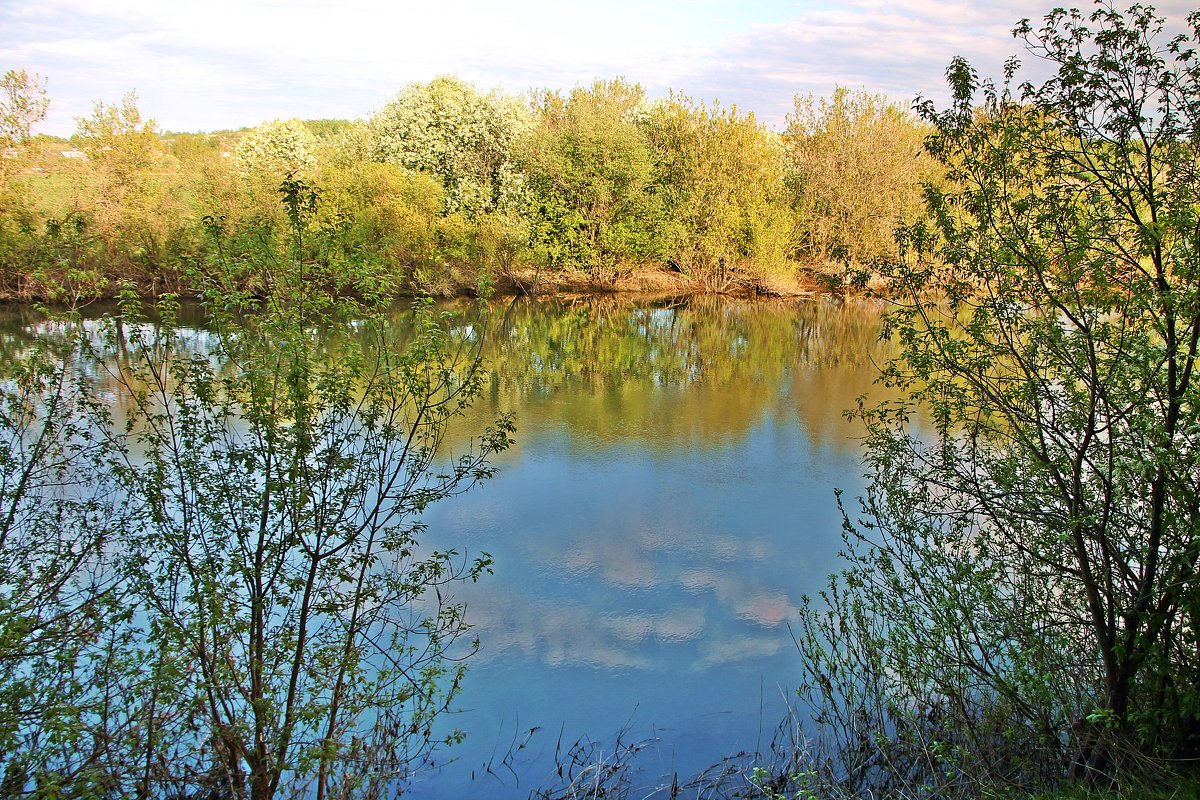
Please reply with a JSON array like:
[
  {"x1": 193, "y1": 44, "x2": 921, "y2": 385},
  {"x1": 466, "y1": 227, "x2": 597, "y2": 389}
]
[
  {"x1": 0, "y1": 293, "x2": 886, "y2": 797},
  {"x1": 407, "y1": 294, "x2": 889, "y2": 798}
]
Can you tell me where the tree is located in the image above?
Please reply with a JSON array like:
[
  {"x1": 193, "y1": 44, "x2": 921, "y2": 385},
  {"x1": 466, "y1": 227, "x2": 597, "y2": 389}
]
[
  {"x1": 367, "y1": 77, "x2": 533, "y2": 290},
  {"x1": 518, "y1": 79, "x2": 664, "y2": 282},
  {"x1": 785, "y1": 87, "x2": 932, "y2": 278},
  {"x1": 228, "y1": 118, "x2": 322, "y2": 246},
  {"x1": 314, "y1": 157, "x2": 445, "y2": 285},
  {"x1": 797, "y1": 2, "x2": 1200, "y2": 795},
  {"x1": 369, "y1": 76, "x2": 528, "y2": 217},
  {"x1": 72, "y1": 91, "x2": 184, "y2": 287},
  {"x1": 0, "y1": 315, "x2": 135, "y2": 796},
  {"x1": 98, "y1": 179, "x2": 513, "y2": 799},
  {"x1": 0, "y1": 70, "x2": 51, "y2": 295},
  {"x1": 0, "y1": 69, "x2": 48, "y2": 148},
  {"x1": 74, "y1": 91, "x2": 165, "y2": 181},
  {"x1": 641, "y1": 95, "x2": 795, "y2": 291},
  {"x1": 233, "y1": 118, "x2": 318, "y2": 181}
]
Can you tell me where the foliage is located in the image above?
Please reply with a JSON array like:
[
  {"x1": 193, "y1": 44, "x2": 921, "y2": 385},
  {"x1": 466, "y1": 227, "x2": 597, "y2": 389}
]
[
  {"x1": 102, "y1": 178, "x2": 512, "y2": 798},
  {"x1": 234, "y1": 117, "x2": 318, "y2": 181},
  {"x1": 0, "y1": 313, "x2": 133, "y2": 795},
  {"x1": 798, "y1": 2, "x2": 1200, "y2": 797},
  {"x1": 4, "y1": 73, "x2": 973, "y2": 298},
  {"x1": 786, "y1": 87, "x2": 932, "y2": 277},
  {"x1": 302, "y1": 118, "x2": 353, "y2": 138},
  {"x1": 641, "y1": 95, "x2": 796, "y2": 291},
  {"x1": 163, "y1": 130, "x2": 224, "y2": 164},
  {"x1": 517, "y1": 79, "x2": 664, "y2": 283},
  {"x1": 1016, "y1": 779, "x2": 1200, "y2": 800},
  {"x1": 313, "y1": 159, "x2": 448, "y2": 290},
  {"x1": 0, "y1": 178, "x2": 514, "y2": 798},
  {"x1": 71, "y1": 91, "x2": 187, "y2": 288},
  {"x1": 369, "y1": 75, "x2": 528, "y2": 217},
  {"x1": 0, "y1": 69, "x2": 52, "y2": 298},
  {"x1": 225, "y1": 118, "x2": 323, "y2": 244},
  {"x1": 74, "y1": 91, "x2": 167, "y2": 180},
  {"x1": 0, "y1": 69, "x2": 48, "y2": 149}
]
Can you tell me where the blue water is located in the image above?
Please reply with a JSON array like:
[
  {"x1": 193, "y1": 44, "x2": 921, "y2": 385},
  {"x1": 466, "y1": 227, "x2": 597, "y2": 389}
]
[{"x1": 407, "y1": 296, "x2": 885, "y2": 798}]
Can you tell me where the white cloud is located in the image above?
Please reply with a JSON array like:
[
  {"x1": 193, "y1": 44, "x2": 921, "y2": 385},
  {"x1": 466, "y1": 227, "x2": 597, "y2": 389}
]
[{"x1": 3, "y1": 0, "x2": 1197, "y2": 135}]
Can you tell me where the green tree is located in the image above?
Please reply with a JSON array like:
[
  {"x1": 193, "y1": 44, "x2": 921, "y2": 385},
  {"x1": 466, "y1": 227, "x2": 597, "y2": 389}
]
[
  {"x1": 301, "y1": 119, "x2": 352, "y2": 138},
  {"x1": 225, "y1": 118, "x2": 323, "y2": 248},
  {"x1": 786, "y1": 87, "x2": 932, "y2": 280},
  {"x1": 366, "y1": 78, "x2": 533, "y2": 291},
  {"x1": 0, "y1": 313, "x2": 140, "y2": 796},
  {"x1": 798, "y1": 2, "x2": 1200, "y2": 795},
  {"x1": 233, "y1": 118, "x2": 318, "y2": 181},
  {"x1": 100, "y1": 179, "x2": 513, "y2": 799},
  {"x1": 72, "y1": 91, "x2": 185, "y2": 288},
  {"x1": 0, "y1": 70, "x2": 51, "y2": 296},
  {"x1": 74, "y1": 92, "x2": 167, "y2": 186},
  {"x1": 369, "y1": 76, "x2": 527, "y2": 217},
  {"x1": 0, "y1": 69, "x2": 48, "y2": 149},
  {"x1": 518, "y1": 79, "x2": 664, "y2": 283},
  {"x1": 641, "y1": 96, "x2": 795, "y2": 291}
]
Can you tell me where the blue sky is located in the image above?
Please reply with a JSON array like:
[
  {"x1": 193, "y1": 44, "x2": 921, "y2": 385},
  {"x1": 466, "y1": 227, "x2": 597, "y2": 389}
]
[{"x1": 2, "y1": 0, "x2": 1196, "y2": 137}]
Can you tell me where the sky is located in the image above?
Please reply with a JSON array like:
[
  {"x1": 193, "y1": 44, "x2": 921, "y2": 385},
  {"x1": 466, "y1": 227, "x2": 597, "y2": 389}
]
[{"x1": 2, "y1": 0, "x2": 1197, "y2": 137}]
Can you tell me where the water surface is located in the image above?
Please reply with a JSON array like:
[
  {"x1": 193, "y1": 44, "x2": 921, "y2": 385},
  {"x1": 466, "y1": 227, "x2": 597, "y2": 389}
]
[
  {"x1": 0, "y1": 294, "x2": 888, "y2": 797},
  {"x1": 409, "y1": 295, "x2": 889, "y2": 797}
]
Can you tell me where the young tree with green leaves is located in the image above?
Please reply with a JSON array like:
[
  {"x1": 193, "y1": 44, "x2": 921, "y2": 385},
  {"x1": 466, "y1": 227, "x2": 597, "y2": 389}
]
[
  {"x1": 367, "y1": 78, "x2": 533, "y2": 291},
  {"x1": 0, "y1": 312, "x2": 142, "y2": 796},
  {"x1": 233, "y1": 118, "x2": 318, "y2": 181},
  {"x1": 641, "y1": 95, "x2": 795, "y2": 291},
  {"x1": 97, "y1": 179, "x2": 513, "y2": 799},
  {"x1": 369, "y1": 76, "x2": 528, "y2": 218},
  {"x1": 798, "y1": 2, "x2": 1200, "y2": 795},
  {"x1": 0, "y1": 69, "x2": 48, "y2": 149},
  {"x1": 72, "y1": 91, "x2": 185, "y2": 289},
  {"x1": 0, "y1": 70, "x2": 50, "y2": 296}
]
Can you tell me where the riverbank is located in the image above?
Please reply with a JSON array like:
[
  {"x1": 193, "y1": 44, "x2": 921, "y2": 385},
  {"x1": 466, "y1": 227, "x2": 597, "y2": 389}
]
[
  {"x1": 0, "y1": 259, "x2": 852, "y2": 305},
  {"x1": 474, "y1": 262, "x2": 835, "y2": 299}
]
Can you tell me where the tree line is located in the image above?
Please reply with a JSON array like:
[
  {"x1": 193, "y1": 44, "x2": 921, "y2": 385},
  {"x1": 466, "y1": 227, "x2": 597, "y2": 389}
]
[{"x1": 0, "y1": 74, "x2": 935, "y2": 301}]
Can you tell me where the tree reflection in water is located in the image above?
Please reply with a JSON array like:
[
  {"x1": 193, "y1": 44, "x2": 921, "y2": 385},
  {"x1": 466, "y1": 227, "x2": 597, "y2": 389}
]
[{"x1": 408, "y1": 294, "x2": 894, "y2": 798}]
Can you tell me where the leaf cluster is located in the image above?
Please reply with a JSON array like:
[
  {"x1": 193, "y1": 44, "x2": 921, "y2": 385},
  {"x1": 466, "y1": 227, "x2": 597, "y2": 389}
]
[{"x1": 797, "y1": 2, "x2": 1200, "y2": 796}]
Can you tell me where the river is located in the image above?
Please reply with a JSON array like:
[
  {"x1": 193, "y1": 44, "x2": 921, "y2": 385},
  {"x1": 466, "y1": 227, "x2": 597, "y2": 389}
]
[
  {"x1": 0, "y1": 292, "x2": 888, "y2": 798},
  {"x1": 404, "y1": 294, "x2": 890, "y2": 798}
]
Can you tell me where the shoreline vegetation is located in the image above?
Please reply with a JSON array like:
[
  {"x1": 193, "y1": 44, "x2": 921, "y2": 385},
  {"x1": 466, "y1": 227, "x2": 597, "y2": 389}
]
[
  {"x1": 4, "y1": 1, "x2": 1200, "y2": 798},
  {"x1": 1, "y1": 76, "x2": 930, "y2": 304}
]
